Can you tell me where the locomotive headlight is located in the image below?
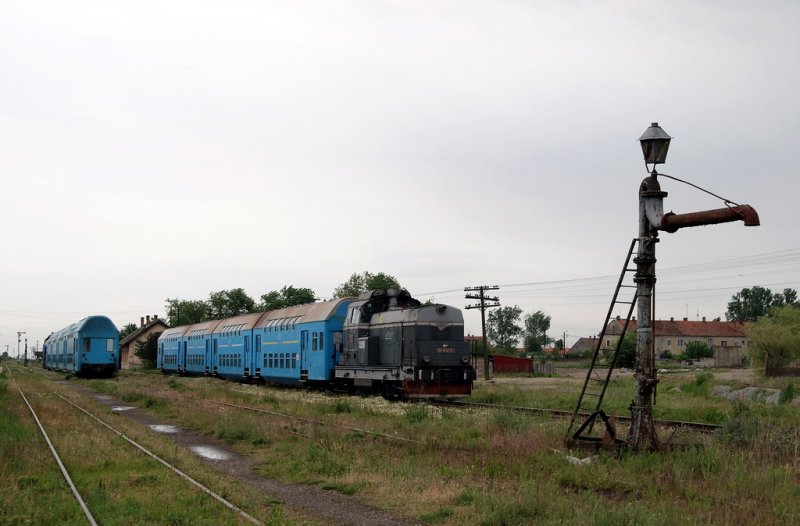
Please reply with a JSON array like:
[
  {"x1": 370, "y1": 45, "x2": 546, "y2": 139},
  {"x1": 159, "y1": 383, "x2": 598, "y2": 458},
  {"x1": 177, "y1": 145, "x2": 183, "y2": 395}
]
[
  {"x1": 422, "y1": 355, "x2": 431, "y2": 364},
  {"x1": 461, "y1": 356, "x2": 469, "y2": 364}
]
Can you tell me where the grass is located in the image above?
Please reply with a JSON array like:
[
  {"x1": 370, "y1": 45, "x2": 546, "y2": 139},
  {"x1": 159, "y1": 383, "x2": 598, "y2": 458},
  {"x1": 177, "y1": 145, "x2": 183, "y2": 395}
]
[
  {"x1": 0, "y1": 362, "x2": 302, "y2": 525},
  {"x1": 5, "y1": 362, "x2": 800, "y2": 525}
]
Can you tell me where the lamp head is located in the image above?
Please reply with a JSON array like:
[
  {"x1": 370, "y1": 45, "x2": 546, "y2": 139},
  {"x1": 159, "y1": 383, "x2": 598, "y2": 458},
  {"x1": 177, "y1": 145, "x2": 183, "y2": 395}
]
[{"x1": 639, "y1": 122, "x2": 672, "y2": 165}]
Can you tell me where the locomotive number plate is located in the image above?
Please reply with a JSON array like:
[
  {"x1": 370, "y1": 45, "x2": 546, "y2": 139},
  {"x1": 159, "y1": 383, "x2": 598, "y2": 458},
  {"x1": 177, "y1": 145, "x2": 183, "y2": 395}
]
[{"x1": 436, "y1": 347, "x2": 456, "y2": 353}]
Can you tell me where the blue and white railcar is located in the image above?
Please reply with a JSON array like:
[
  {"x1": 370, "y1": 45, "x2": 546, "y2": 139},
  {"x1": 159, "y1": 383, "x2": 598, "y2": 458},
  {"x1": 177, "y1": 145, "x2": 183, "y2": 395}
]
[
  {"x1": 180, "y1": 320, "x2": 222, "y2": 376},
  {"x1": 211, "y1": 313, "x2": 262, "y2": 380},
  {"x1": 157, "y1": 325, "x2": 190, "y2": 373},
  {"x1": 158, "y1": 299, "x2": 353, "y2": 386},
  {"x1": 254, "y1": 299, "x2": 352, "y2": 385},
  {"x1": 43, "y1": 316, "x2": 119, "y2": 377}
]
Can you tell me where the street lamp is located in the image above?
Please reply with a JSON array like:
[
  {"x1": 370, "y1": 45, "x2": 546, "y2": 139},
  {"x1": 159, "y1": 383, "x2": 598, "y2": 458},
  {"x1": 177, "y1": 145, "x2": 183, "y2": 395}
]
[{"x1": 639, "y1": 122, "x2": 672, "y2": 171}]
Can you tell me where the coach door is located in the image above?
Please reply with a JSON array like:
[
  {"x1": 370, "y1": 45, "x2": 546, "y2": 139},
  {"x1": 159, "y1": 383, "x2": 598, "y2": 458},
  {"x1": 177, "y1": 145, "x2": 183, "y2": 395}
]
[
  {"x1": 300, "y1": 330, "x2": 309, "y2": 381},
  {"x1": 182, "y1": 341, "x2": 187, "y2": 371},
  {"x1": 212, "y1": 339, "x2": 218, "y2": 374},
  {"x1": 244, "y1": 336, "x2": 250, "y2": 376},
  {"x1": 205, "y1": 339, "x2": 210, "y2": 373}
]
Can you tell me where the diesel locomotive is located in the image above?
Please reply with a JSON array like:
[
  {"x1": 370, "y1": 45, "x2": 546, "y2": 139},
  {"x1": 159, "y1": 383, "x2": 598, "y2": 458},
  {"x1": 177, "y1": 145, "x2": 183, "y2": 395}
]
[
  {"x1": 43, "y1": 315, "x2": 120, "y2": 377},
  {"x1": 157, "y1": 288, "x2": 475, "y2": 399}
]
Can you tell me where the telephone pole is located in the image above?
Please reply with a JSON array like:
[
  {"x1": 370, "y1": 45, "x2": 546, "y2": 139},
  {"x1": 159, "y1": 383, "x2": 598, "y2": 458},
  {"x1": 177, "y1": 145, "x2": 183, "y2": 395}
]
[
  {"x1": 465, "y1": 285, "x2": 500, "y2": 381},
  {"x1": 17, "y1": 331, "x2": 26, "y2": 361}
]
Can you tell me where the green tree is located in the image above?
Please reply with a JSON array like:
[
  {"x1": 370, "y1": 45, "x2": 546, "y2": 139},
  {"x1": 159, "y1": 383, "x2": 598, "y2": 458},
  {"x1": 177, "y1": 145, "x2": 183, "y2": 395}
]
[
  {"x1": 522, "y1": 310, "x2": 552, "y2": 354},
  {"x1": 726, "y1": 286, "x2": 799, "y2": 322},
  {"x1": 603, "y1": 333, "x2": 637, "y2": 369},
  {"x1": 134, "y1": 331, "x2": 162, "y2": 367},
  {"x1": 165, "y1": 298, "x2": 211, "y2": 326},
  {"x1": 119, "y1": 323, "x2": 138, "y2": 340},
  {"x1": 684, "y1": 341, "x2": 714, "y2": 360},
  {"x1": 487, "y1": 306, "x2": 523, "y2": 353},
  {"x1": 749, "y1": 305, "x2": 800, "y2": 369},
  {"x1": 333, "y1": 271, "x2": 401, "y2": 298},
  {"x1": 207, "y1": 288, "x2": 256, "y2": 319},
  {"x1": 259, "y1": 285, "x2": 316, "y2": 311}
]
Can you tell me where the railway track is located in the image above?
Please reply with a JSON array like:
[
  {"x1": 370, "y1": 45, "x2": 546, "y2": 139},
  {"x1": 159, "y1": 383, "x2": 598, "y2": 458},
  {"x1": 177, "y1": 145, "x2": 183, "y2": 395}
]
[
  {"x1": 433, "y1": 399, "x2": 722, "y2": 434},
  {"x1": 7, "y1": 366, "x2": 263, "y2": 526},
  {"x1": 128, "y1": 369, "x2": 721, "y2": 434}
]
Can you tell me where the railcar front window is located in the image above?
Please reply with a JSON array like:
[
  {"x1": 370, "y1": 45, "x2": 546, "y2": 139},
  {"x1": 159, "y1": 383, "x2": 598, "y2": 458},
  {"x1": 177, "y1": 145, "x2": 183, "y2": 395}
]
[{"x1": 107, "y1": 339, "x2": 114, "y2": 352}]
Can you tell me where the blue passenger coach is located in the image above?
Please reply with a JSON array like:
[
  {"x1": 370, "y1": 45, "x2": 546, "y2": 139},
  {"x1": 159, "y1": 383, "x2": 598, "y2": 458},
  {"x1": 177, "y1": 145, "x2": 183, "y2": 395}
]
[
  {"x1": 43, "y1": 316, "x2": 119, "y2": 377},
  {"x1": 158, "y1": 299, "x2": 352, "y2": 386},
  {"x1": 157, "y1": 325, "x2": 189, "y2": 374},
  {"x1": 254, "y1": 300, "x2": 351, "y2": 384}
]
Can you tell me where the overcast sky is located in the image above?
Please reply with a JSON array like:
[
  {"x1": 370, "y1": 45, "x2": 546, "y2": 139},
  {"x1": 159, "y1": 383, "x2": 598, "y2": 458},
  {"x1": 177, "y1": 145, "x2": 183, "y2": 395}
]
[{"x1": 2, "y1": 1, "x2": 798, "y2": 355}]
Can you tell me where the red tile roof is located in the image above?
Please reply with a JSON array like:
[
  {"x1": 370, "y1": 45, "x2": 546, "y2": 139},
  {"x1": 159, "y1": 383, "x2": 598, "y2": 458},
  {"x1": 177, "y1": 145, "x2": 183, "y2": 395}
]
[{"x1": 608, "y1": 319, "x2": 749, "y2": 338}]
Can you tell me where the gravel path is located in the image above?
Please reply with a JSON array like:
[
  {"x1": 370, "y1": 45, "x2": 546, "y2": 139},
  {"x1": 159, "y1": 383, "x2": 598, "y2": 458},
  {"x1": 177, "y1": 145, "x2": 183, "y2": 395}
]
[{"x1": 55, "y1": 380, "x2": 421, "y2": 526}]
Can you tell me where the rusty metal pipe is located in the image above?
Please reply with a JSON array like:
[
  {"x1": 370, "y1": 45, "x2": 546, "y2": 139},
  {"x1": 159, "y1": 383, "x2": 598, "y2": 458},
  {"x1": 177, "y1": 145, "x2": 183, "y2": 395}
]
[{"x1": 660, "y1": 205, "x2": 760, "y2": 233}]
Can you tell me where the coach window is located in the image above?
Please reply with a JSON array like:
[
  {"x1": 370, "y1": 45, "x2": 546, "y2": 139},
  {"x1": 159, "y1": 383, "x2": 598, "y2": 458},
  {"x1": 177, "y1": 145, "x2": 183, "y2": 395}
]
[
  {"x1": 312, "y1": 333, "x2": 318, "y2": 351},
  {"x1": 107, "y1": 339, "x2": 114, "y2": 352},
  {"x1": 83, "y1": 338, "x2": 90, "y2": 352},
  {"x1": 319, "y1": 332, "x2": 324, "y2": 351}
]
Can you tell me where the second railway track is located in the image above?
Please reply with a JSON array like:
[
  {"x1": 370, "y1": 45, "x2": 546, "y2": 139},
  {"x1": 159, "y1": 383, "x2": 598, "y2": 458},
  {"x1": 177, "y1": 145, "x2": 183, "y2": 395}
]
[
  {"x1": 433, "y1": 399, "x2": 722, "y2": 434},
  {"x1": 7, "y1": 365, "x2": 263, "y2": 525}
]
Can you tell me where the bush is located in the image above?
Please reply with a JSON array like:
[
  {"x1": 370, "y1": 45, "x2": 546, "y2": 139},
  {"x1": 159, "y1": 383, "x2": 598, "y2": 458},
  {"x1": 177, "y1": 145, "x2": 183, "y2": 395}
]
[
  {"x1": 685, "y1": 341, "x2": 713, "y2": 360},
  {"x1": 779, "y1": 383, "x2": 797, "y2": 405},
  {"x1": 681, "y1": 372, "x2": 713, "y2": 397}
]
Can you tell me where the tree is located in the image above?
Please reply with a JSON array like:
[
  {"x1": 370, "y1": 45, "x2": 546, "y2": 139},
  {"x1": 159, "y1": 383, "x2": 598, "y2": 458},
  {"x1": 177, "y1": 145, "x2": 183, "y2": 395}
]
[
  {"x1": 333, "y1": 271, "x2": 401, "y2": 298},
  {"x1": 726, "y1": 286, "x2": 799, "y2": 322},
  {"x1": 207, "y1": 288, "x2": 256, "y2": 319},
  {"x1": 259, "y1": 285, "x2": 316, "y2": 311},
  {"x1": 165, "y1": 298, "x2": 211, "y2": 326},
  {"x1": 683, "y1": 341, "x2": 714, "y2": 360},
  {"x1": 134, "y1": 331, "x2": 162, "y2": 367},
  {"x1": 119, "y1": 323, "x2": 138, "y2": 340},
  {"x1": 487, "y1": 305, "x2": 523, "y2": 353},
  {"x1": 606, "y1": 333, "x2": 637, "y2": 369},
  {"x1": 748, "y1": 305, "x2": 800, "y2": 369},
  {"x1": 522, "y1": 310, "x2": 552, "y2": 354}
]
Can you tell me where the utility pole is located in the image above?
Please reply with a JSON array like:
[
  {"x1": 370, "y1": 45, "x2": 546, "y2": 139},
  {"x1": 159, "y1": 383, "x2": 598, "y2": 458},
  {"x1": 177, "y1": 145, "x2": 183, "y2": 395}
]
[
  {"x1": 17, "y1": 331, "x2": 26, "y2": 361},
  {"x1": 465, "y1": 285, "x2": 500, "y2": 381},
  {"x1": 24, "y1": 338, "x2": 28, "y2": 366}
]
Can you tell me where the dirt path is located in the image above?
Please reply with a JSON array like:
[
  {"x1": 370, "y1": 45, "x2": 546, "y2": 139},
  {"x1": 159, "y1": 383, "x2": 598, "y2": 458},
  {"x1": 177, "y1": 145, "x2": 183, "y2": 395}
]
[{"x1": 55, "y1": 380, "x2": 420, "y2": 526}]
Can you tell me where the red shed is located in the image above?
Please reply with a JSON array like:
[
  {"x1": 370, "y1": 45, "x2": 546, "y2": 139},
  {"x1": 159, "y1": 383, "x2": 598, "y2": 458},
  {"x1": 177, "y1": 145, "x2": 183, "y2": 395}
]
[{"x1": 492, "y1": 355, "x2": 533, "y2": 373}]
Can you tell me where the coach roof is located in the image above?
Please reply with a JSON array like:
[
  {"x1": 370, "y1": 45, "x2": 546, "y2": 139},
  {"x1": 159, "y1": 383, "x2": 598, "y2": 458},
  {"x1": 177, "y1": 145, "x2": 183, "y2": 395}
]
[{"x1": 254, "y1": 298, "x2": 351, "y2": 329}]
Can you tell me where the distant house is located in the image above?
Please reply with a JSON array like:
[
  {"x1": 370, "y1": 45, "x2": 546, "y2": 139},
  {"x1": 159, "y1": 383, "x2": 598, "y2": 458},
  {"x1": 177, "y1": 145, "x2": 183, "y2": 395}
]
[
  {"x1": 120, "y1": 315, "x2": 169, "y2": 369},
  {"x1": 568, "y1": 337, "x2": 600, "y2": 359},
  {"x1": 603, "y1": 316, "x2": 750, "y2": 366}
]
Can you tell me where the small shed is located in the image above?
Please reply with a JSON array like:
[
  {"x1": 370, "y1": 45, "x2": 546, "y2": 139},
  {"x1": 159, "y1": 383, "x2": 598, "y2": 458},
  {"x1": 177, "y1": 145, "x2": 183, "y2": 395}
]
[
  {"x1": 120, "y1": 315, "x2": 169, "y2": 369},
  {"x1": 492, "y1": 355, "x2": 533, "y2": 373}
]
